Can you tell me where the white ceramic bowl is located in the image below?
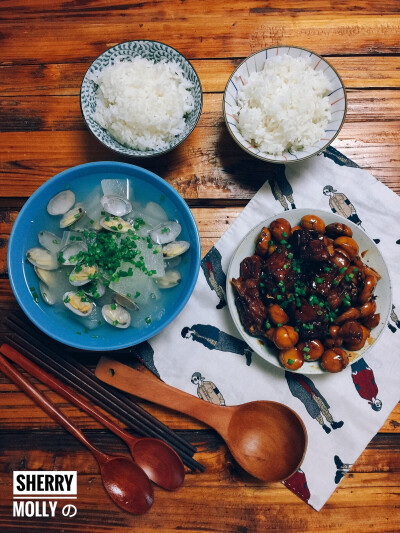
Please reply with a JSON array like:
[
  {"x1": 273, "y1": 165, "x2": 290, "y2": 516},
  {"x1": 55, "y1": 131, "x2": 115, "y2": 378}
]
[
  {"x1": 226, "y1": 209, "x2": 391, "y2": 374},
  {"x1": 223, "y1": 46, "x2": 346, "y2": 163}
]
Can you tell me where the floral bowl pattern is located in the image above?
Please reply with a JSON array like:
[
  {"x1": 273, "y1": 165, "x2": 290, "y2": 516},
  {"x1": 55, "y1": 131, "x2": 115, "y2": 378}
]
[{"x1": 80, "y1": 40, "x2": 203, "y2": 158}]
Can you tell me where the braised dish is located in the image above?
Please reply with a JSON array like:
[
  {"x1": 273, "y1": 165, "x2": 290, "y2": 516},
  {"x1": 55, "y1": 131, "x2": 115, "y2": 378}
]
[{"x1": 230, "y1": 213, "x2": 385, "y2": 373}]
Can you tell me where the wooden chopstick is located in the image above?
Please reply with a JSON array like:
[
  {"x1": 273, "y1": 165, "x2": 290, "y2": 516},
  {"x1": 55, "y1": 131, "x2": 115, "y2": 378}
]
[{"x1": 5, "y1": 314, "x2": 204, "y2": 472}]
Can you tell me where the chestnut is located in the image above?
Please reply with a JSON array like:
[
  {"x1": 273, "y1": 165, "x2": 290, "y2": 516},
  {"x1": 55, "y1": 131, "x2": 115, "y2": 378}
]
[
  {"x1": 279, "y1": 348, "x2": 304, "y2": 370},
  {"x1": 255, "y1": 226, "x2": 272, "y2": 257},
  {"x1": 359, "y1": 275, "x2": 377, "y2": 305},
  {"x1": 300, "y1": 214, "x2": 325, "y2": 234},
  {"x1": 321, "y1": 347, "x2": 349, "y2": 373},
  {"x1": 359, "y1": 301, "x2": 377, "y2": 318},
  {"x1": 334, "y1": 236, "x2": 359, "y2": 260},
  {"x1": 362, "y1": 313, "x2": 380, "y2": 330},
  {"x1": 297, "y1": 339, "x2": 324, "y2": 361},
  {"x1": 267, "y1": 303, "x2": 289, "y2": 325},
  {"x1": 269, "y1": 218, "x2": 292, "y2": 242},
  {"x1": 325, "y1": 222, "x2": 353, "y2": 238},
  {"x1": 273, "y1": 325, "x2": 299, "y2": 350}
]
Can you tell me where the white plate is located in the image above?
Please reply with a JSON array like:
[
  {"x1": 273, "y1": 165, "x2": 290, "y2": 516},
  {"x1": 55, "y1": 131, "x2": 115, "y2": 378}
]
[{"x1": 226, "y1": 208, "x2": 392, "y2": 374}]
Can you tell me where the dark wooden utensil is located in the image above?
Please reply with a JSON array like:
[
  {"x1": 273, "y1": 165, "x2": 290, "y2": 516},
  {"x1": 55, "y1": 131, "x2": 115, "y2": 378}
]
[
  {"x1": 0, "y1": 353, "x2": 154, "y2": 515},
  {"x1": 0, "y1": 343, "x2": 185, "y2": 491},
  {"x1": 95, "y1": 357, "x2": 308, "y2": 483}
]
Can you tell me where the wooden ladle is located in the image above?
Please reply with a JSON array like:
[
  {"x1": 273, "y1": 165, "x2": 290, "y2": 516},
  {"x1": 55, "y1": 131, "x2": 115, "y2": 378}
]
[
  {"x1": 0, "y1": 353, "x2": 154, "y2": 515},
  {"x1": 0, "y1": 343, "x2": 184, "y2": 491},
  {"x1": 95, "y1": 357, "x2": 308, "y2": 482}
]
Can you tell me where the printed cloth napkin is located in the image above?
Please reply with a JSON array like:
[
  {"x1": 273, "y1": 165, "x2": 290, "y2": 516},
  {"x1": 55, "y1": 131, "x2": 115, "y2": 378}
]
[{"x1": 132, "y1": 147, "x2": 400, "y2": 511}]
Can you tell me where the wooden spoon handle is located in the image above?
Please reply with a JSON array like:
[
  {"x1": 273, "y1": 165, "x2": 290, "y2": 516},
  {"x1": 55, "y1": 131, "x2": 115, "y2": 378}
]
[
  {"x1": 95, "y1": 357, "x2": 229, "y2": 431},
  {"x1": 0, "y1": 351, "x2": 104, "y2": 459},
  {"x1": 0, "y1": 343, "x2": 131, "y2": 444}
]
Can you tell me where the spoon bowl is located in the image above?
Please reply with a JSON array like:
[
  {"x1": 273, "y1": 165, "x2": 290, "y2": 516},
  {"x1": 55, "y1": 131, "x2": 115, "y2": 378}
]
[
  {"x1": 226, "y1": 402, "x2": 306, "y2": 481},
  {"x1": 99, "y1": 455, "x2": 154, "y2": 514},
  {"x1": 129, "y1": 437, "x2": 185, "y2": 491}
]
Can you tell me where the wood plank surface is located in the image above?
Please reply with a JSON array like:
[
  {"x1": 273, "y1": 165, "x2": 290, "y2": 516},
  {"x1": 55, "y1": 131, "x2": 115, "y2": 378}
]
[{"x1": 1, "y1": 0, "x2": 399, "y2": 531}]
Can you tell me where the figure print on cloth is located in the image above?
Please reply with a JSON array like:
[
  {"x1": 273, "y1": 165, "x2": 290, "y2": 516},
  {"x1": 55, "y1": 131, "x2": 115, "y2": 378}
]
[
  {"x1": 133, "y1": 341, "x2": 160, "y2": 378},
  {"x1": 181, "y1": 324, "x2": 253, "y2": 366},
  {"x1": 388, "y1": 304, "x2": 400, "y2": 333},
  {"x1": 323, "y1": 185, "x2": 364, "y2": 228},
  {"x1": 191, "y1": 372, "x2": 225, "y2": 406},
  {"x1": 285, "y1": 372, "x2": 344, "y2": 434},
  {"x1": 334, "y1": 455, "x2": 352, "y2": 484},
  {"x1": 201, "y1": 247, "x2": 227, "y2": 309},
  {"x1": 267, "y1": 165, "x2": 296, "y2": 211},
  {"x1": 282, "y1": 468, "x2": 310, "y2": 503},
  {"x1": 351, "y1": 358, "x2": 382, "y2": 411},
  {"x1": 323, "y1": 146, "x2": 359, "y2": 169}
]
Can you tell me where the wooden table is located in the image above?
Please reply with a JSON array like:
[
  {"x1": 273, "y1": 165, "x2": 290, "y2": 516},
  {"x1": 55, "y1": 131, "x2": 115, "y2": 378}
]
[{"x1": 1, "y1": 1, "x2": 399, "y2": 531}]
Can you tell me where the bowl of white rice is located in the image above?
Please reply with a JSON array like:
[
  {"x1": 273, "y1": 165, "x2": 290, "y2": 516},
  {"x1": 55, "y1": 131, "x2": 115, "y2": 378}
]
[
  {"x1": 80, "y1": 41, "x2": 203, "y2": 157},
  {"x1": 223, "y1": 46, "x2": 346, "y2": 163}
]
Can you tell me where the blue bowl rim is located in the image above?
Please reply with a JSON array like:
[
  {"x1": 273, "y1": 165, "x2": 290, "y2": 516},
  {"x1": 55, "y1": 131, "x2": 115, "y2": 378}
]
[
  {"x1": 80, "y1": 39, "x2": 204, "y2": 158},
  {"x1": 222, "y1": 45, "x2": 347, "y2": 164},
  {"x1": 7, "y1": 161, "x2": 201, "y2": 351}
]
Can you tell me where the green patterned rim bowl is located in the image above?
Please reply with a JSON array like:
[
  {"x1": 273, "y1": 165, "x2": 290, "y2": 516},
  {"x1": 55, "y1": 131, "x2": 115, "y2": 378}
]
[
  {"x1": 80, "y1": 40, "x2": 203, "y2": 158},
  {"x1": 223, "y1": 46, "x2": 347, "y2": 164}
]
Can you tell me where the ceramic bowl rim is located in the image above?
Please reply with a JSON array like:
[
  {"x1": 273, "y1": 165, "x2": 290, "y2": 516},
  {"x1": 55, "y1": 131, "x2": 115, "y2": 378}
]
[{"x1": 222, "y1": 45, "x2": 347, "y2": 164}]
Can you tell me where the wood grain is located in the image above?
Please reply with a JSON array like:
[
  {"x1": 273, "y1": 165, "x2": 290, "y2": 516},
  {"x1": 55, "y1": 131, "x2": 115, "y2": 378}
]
[{"x1": 1, "y1": 0, "x2": 400, "y2": 530}]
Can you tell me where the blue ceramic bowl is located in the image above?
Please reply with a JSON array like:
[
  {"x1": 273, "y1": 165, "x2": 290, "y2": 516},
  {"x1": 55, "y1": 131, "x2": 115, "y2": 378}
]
[
  {"x1": 80, "y1": 40, "x2": 203, "y2": 158},
  {"x1": 8, "y1": 162, "x2": 201, "y2": 351}
]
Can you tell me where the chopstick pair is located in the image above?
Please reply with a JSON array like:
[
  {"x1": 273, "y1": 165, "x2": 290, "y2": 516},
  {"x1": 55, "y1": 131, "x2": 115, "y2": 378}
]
[
  {"x1": 5, "y1": 312, "x2": 204, "y2": 472},
  {"x1": 0, "y1": 343, "x2": 185, "y2": 493}
]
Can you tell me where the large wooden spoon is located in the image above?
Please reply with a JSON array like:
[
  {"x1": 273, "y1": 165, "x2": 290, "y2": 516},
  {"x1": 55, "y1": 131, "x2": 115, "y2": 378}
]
[
  {"x1": 95, "y1": 357, "x2": 307, "y2": 482},
  {"x1": 0, "y1": 353, "x2": 154, "y2": 515},
  {"x1": 0, "y1": 343, "x2": 184, "y2": 491}
]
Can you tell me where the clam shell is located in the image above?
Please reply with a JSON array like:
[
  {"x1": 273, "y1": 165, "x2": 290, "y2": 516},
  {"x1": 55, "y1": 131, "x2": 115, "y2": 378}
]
[
  {"x1": 102, "y1": 304, "x2": 131, "y2": 328},
  {"x1": 38, "y1": 230, "x2": 62, "y2": 255},
  {"x1": 34, "y1": 266, "x2": 59, "y2": 285},
  {"x1": 150, "y1": 221, "x2": 182, "y2": 244},
  {"x1": 60, "y1": 204, "x2": 85, "y2": 228},
  {"x1": 83, "y1": 280, "x2": 106, "y2": 299},
  {"x1": 39, "y1": 281, "x2": 56, "y2": 305},
  {"x1": 113, "y1": 293, "x2": 139, "y2": 311},
  {"x1": 69, "y1": 265, "x2": 98, "y2": 286},
  {"x1": 26, "y1": 247, "x2": 58, "y2": 270},
  {"x1": 156, "y1": 270, "x2": 181, "y2": 288},
  {"x1": 59, "y1": 241, "x2": 88, "y2": 265},
  {"x1": 101, "y1": 195, "x2": 132, "y2": 217},
  {"x1": 100, "y1": 216, "x2": 132, "y2": 233},
  {"x1": 47, "y1": 190, "x2": 75, "y2": 216},
  {"x1": 162, "y1": 240, "x2": 190, "y2": 259},
  {"x1": 63, "y1": 291, "x2": 94, "y2": 316}
]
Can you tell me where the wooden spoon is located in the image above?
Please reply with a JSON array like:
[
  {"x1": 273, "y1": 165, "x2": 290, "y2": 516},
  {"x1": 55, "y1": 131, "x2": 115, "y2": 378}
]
[
  {"x1": 0, "y1": 353, "x2": 154, "y2": 515},
  {"x1": 95, "y1": 357, "x2": 308, "y2": 482},
  {"x1": 0, "y1": 343, "x2": 184, "y2": 491}
]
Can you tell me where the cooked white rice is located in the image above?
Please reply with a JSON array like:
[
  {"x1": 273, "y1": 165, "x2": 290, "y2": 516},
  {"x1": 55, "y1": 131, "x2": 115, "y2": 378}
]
[
  {"x1": 90, "y1": 57, "x2": 195, "y2": 151},
  {"x1": 232, "y1": 54, "x2": 332, "y2": 155}
]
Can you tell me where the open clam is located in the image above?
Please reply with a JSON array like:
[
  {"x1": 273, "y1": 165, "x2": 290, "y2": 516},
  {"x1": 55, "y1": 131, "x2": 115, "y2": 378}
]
[
  {"x1": 156, "y1": 270, "x2": 181, "y2": 288},
  {"x1": 60, "y1": 204, "x2": 85, "y2": 228},
  {"x1": 38, "y1": 231, "x2": 63, "y2": 255},
  {"x1": 63, "y1": 291, "x2": 94, "y2": 316},
  {"x1": 84, "y1": 280, "x2": 106, "y2": 299},
  {"x1": 101, "y1": 195, "x2": 132, "y2": 217},
  {"x1": 150, "y1": 221, "x2": 181, "y2": 244},
  {"x1": 27, "y1": 248, "x2": 58, "y2": 270},
  {"x1": 162, "y1": 241, "x2": 190, "y2": 259},
  {"x1": 47, "y1": 190, "x2": 75, "y2": 216},
  {"x1": 102, "y1": 303, "x2": 131, "y2": 328},
  {"x1": 69, "y1": 265, "x2": 98, "y2": 286},
  {"x1": 58, "y1": 242, "x2": 88, "y2": 265},
  {"x1": 100, "y1": 216, "x2": 132, "y2": 233}
]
